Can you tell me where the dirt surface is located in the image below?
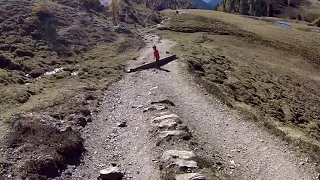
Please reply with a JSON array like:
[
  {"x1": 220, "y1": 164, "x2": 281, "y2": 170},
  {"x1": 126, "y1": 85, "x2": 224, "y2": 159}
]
[{"x1": 59, "y1": 34, "x2": 316, "y2": 180}]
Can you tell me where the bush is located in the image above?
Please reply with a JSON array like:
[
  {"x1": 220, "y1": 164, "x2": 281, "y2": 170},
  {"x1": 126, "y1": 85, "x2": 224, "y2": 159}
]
[
  {"x1": 151, "y1": 13, "x2": 162, "y2": 24},
  {"x1": 33, "y1": 0, "x2": 55, "y2": 19},
  {"x1": 312, "y1": 18, "x2": 320, "y2": 27}
]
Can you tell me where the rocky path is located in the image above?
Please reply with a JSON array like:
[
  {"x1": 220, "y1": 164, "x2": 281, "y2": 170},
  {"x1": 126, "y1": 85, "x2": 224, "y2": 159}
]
[{"x1": 65, "y1": 34, "x2": 316, "y2": 180}]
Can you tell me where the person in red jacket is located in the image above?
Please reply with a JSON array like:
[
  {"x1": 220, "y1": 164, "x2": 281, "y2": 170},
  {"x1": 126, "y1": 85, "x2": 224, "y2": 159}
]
[{"x1": 153, "y1": 45, "x2": 160, "y2": 68}]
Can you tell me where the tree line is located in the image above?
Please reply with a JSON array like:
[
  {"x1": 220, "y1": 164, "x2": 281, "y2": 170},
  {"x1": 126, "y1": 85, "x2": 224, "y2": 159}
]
[{"x1": 216, "y1": 0, "x2": 294, "y2": 17}]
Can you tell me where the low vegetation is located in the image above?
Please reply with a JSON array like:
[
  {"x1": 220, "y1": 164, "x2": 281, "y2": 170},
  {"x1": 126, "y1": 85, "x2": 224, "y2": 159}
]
[{"x1": 312, "y1": 18, "x2": 320, "y2": 27}]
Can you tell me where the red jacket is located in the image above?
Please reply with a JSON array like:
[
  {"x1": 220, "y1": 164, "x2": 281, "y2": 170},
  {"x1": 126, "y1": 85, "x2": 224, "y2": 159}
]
[{"x1": 154, "y1": 50, "x2": 160, "y2": 59}]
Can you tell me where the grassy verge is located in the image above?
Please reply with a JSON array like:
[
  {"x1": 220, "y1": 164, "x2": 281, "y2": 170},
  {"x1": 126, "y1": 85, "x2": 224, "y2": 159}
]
[
  {"x1": 155, "y1": 10, "x2": 320, "y2": 171},
  {"x1": 0, "y1": 35, "x2": 143, "y2": 179},
  {"x1": 0, "y1": 36, "x2": 142, "y2": 119}
]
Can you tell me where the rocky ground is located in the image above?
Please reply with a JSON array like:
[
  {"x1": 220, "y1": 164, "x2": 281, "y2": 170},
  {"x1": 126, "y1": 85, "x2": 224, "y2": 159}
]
[{"x1": 53, "y1": 34, "x2": 316, "y2": 180}]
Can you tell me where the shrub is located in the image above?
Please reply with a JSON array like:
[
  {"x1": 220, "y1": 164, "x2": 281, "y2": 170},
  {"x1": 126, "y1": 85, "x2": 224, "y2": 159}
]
[
  {"x1": 33, "y1": 0, "x2": 55, "y2": 20},
  {"x1": 151, "y1": 13, "x2": 162, "y2": 24},
  {"x1": 312, "y1": 18, "x2": 320, "y2": 27}
]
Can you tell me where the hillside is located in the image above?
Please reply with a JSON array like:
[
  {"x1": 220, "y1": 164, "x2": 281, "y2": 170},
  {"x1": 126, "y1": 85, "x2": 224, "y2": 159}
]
[
  {"x1": 216, "y1": 0, "x2": 320, "y2": 22},
  {"x1": 158, "y1": 9, "x2": 320, "y2": 174},
  {"x1": 0, "y1": 0, "x2": 144, "y2": 179}
]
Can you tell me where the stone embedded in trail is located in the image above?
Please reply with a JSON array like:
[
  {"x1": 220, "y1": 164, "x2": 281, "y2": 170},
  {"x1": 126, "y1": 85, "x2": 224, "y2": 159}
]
[
  {"x1": 159, "y1": 130, "x2": 191, "y2": 140},
  {"x1": 161, "y1": 150, "x2": 198, "y2": 171},
  {"x1": 151, "y1": 99, "x2": 175, "y2": 106},
  {"x1": 162, "y1": 150, "x2": 196, "y2": 161},
  {"x1": 117, "y1": 122, "x2": 127, "y2": 127},
  {"x1": 152, "y1": 114, "x2": 179, "y2": 124},
  {"x1": 157, "y1": 118, "x2": 177, "y2": 129},
  {"x1": 175, "y1": 173, "x2": 206, "y2": 180},
  {"x1": 175, "y1": 159, "x2": 198, "y2": 169},
  {"x1": 99, "y1": 167, "x2": 124, "y2": 180},
  {"x1": 143, "y1": 104, "x2": 167, "y2": 112}
]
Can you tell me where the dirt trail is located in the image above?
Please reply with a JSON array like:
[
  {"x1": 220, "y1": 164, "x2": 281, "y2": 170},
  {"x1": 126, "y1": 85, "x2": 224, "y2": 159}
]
[{"x1": 65, "y1": 35, "x2": 316, "y2": 180}]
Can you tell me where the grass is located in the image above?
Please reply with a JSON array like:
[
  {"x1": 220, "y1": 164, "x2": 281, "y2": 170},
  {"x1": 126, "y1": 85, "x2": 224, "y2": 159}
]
[
  {"x1": 155, "y1": 10, "x2": 320, "y2": 171},
  {"x1": 0, "y1": 36, "x2": 141, "y2": 120}
]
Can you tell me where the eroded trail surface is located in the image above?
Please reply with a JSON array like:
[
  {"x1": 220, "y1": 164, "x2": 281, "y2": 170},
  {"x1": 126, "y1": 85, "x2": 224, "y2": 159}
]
[{"x1": 66, "y1": 35, "x2": 316, "y2": 180}]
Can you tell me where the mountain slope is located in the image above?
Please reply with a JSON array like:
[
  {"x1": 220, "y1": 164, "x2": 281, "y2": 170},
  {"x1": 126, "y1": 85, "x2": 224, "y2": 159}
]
[
  {"x1": 192, "y1": 0, "x2": 214, "y2": 9},
  {"x1": 208, "y1": 0, "x2": 223, "y2": 7}
]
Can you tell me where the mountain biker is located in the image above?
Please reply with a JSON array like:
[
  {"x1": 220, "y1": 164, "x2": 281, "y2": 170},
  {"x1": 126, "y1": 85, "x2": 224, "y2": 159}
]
[{"x1": 153, "y1": 45, "x2": 160, "y2": 68}]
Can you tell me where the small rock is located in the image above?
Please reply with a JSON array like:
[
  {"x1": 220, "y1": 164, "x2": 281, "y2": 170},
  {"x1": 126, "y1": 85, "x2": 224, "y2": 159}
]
[
  {"x1": 150, "y1": 86, "x2": 158, "y2": 91},
  {"x1": 65, "y1": 170, "x2": 72, "y2": 176},
  {"x1": 175, "y1": 173, "x2": 206, "y2": 180},
  {"x1": 87, "y1": 117, "x2": 92, "y2": 122},
  {"x1": 299, "y1": 162, "x2": 305, "y2": 166},
  {"x1": 117, "y1": 122, "x2": 127, "y2": 127},
  {"x1": 80, "y1": 108, "x2": 91, "y2": 116},
  {"x1": 143, "y1": 104, "x2": 167, "y2": 112},
  {"x1": 77, "y1": 117, "x2": 87, "y2": 127},
  {"x1": 99, "y1": 167, "x2": 124, "y2": 180},
  {"x1": 166, "y1": 51, "x2": 170, "y2": 54},
  {"x1": 111, "y1": 163, "x2": 117, "y2": 167}
]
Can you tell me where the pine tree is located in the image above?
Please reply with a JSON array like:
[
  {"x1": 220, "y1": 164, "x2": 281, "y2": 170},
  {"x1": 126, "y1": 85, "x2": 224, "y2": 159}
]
[{"x1": 111, "y1": 0, "x2": 120, "y2": 25}]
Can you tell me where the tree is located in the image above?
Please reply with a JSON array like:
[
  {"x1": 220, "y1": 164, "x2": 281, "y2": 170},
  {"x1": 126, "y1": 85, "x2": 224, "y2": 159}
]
[
  {"x1": 240, "y1": 0, "x2": 248, "y2": 15},
  {"x1": 267, "y1": 4, "x2": 273, "y2": 17},
  {"x1": 111, "y1": 0, "x2": 120, "y2": 25},
  {"x1": 297, "y1": 14, "x2": 302, "y2": 20},
  {"x1": 225, "y1": 0, "x2": 232, "y2": 12}
]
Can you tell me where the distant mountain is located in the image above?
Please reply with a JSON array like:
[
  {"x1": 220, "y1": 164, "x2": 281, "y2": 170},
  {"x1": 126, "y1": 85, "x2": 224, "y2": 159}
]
[
  {"x1": 191, "y1": 0, "x2": 214, "y2": 10},
  {"x1": 208, "y1": 0, "x2": 222, "y2": 7}
]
